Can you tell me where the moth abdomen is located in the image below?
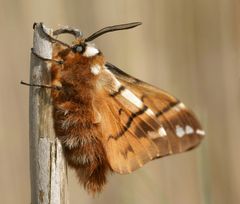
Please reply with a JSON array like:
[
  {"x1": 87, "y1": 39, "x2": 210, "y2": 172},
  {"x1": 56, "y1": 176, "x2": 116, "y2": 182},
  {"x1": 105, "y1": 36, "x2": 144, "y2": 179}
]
[
  {"x1": 52, "y1": 89, "x2": 110, "y2": 193},
  {"x1": 53, "y1": 106, "x2": 109, "y2": 193}
]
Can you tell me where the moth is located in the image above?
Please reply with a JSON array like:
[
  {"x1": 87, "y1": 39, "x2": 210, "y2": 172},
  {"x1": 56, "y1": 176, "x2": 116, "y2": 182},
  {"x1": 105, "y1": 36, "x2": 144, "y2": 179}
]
[{"x1": 24, "y1": 22, "x2": 205, "y2": 195}]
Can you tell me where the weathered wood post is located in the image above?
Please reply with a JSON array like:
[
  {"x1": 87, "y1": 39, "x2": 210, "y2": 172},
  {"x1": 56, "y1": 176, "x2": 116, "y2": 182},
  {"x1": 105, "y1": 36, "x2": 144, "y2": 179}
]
[{"x1": 29, "y1": 23, "x2": 68, "y2": 204}]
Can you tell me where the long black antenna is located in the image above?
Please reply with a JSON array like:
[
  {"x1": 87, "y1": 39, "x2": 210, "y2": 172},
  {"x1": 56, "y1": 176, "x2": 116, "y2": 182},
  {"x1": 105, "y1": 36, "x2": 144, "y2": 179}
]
[{"x1": 85, "y1": 22, "x2": 142, "y2": 42}]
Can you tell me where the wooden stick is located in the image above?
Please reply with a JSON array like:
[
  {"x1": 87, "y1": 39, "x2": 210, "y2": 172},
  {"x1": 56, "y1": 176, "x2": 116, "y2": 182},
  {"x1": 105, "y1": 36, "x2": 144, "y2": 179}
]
[{"x1": 29, "y1": 23, "x2": 68, "y2": 204}]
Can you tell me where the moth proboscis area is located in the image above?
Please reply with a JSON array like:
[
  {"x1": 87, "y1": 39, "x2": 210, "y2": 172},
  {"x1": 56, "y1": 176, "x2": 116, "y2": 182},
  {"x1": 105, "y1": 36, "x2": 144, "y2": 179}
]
[{"x1": 27, "y1": 22, "x2": 205, "y2": 195}]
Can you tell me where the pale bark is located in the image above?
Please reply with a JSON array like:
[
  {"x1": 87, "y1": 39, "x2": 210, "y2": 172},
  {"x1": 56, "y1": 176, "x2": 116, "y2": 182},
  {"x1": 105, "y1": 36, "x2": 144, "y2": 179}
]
[{"x1": 29, "y1": 23, "x2": 68, "y2": 204}]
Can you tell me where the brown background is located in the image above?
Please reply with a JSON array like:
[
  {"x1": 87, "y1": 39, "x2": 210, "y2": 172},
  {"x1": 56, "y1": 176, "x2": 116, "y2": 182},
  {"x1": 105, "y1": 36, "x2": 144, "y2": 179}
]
[{"x1": 0, "y1": 0, "x2": 240, "y2": 204}]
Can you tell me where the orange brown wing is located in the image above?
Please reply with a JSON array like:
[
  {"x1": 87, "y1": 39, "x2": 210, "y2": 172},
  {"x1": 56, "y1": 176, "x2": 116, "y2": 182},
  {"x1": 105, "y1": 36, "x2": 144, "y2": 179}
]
[{"x1": 95, "y1": 63, "x2": 205, "y2": 174}]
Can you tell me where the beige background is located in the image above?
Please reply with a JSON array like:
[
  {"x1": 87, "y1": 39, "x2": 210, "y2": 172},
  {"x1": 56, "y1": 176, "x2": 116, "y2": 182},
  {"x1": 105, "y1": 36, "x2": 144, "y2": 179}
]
[{"x1": 0, "y1": 0, "x2": 240, "y2": 204}]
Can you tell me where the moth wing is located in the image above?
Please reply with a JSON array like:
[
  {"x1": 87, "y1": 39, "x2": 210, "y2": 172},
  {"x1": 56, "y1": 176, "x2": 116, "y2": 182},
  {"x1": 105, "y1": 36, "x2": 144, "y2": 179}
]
[{"x1": 96, "y1": 63, "x2": 204, "y2": 174}]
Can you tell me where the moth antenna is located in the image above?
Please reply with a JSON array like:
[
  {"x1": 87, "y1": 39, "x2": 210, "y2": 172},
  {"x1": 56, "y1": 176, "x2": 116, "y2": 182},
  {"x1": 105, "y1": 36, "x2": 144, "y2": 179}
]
[
  {"x1": 53, "y1": 26, "x2": 83, "y2": 38},
  {"x1": 38, "y1": 23, "x2": 71, "y2": 48},
  {"x1": 31, "y1": 48, "x2": 64, "y2": 65},
  {"x1": 85, "y1": 22, "x2": 142, "y2": 42},
  {"x1": 20, "y1": 81, "x2": 61, "y2": 90}
]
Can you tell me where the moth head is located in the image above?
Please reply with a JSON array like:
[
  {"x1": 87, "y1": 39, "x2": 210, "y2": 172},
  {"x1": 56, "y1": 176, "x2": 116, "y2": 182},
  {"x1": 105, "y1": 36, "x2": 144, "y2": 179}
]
[
  {"x1": 55, "y1": 22, "x2": 142, "y2": 59},
  {"x1": 70, "y1": 22, "x2": 142, "y2": 57},
  {"x1": 53, "y1": 22, "x2": 142, "y2": 78}
]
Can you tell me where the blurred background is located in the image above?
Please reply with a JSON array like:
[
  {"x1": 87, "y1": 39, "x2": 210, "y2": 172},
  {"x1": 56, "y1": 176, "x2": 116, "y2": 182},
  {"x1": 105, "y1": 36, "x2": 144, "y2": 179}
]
[{"x1": 0, "y1": 0, "x2": 240, "y2": 204}]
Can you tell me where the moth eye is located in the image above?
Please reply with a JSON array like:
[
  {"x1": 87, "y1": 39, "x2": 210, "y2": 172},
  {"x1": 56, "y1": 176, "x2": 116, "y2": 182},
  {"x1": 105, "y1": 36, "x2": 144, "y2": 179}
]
[{"x1": 72, "y1": 44, "x2": 84, "y2": 53}]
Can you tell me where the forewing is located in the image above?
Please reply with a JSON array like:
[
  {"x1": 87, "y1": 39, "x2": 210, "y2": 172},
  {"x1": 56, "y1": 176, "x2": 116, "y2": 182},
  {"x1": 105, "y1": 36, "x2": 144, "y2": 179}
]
[{"x1": 96, "y1": 63, "x2": 205, "y2": 174}]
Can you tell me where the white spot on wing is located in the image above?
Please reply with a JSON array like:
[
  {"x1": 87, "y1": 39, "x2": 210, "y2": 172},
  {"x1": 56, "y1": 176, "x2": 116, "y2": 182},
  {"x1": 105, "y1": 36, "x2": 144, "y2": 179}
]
[
  {"x1": 176, "y1": 125, "x2": 185, "y2": 137},
  {"x1": 121, "y1": 89, "x2": 144, "y2": 109},
  {"x1": 91, "y1": 64, "x2": 101, "y2": 75},
  {"x1": 185, "y1": 125, "x2": 194, "y2": 134},
  {"x1": 158, "y1": 127, "x2": 167, "y2": 137},
  {"x1": 83, "y1": 45, "x2": 99, "y2": 57},
  {"x1": 113, "y1": 76, "x2": 122, "y2": 89},
  {"x1": 146, "y1": 108, "x2": 154, "y2": 116},
  {"x1": 148, "y1": 127, "x2": 167, "y2": 139},
  {"x1": 102, "y1": 67, "x2": 122, "y2": 90},
  {"x1": 174, "y1": 102, "x2": 186, "y2": 112},
  {"x1": 196, "y1": 129, "x2": 205, "y2": 136}
]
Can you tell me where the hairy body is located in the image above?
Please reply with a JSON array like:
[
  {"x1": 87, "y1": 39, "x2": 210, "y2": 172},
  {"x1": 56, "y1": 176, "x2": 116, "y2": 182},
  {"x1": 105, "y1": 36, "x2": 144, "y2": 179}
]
[{"x1": 51, "y1": 45, "x2": 109, "y2": 193}]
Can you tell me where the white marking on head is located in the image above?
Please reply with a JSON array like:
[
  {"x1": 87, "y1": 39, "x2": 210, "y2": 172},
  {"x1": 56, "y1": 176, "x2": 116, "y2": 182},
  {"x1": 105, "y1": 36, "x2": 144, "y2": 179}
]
[
  {"x1": 185, "y1": 125, "x2": 194, "y2": 134},
  {"x1": 121, "y1": 89, "x2": 144, "y2": 109},
  {"x1": 158, "y1": 127, "x2": 167, "y2": 137},
  {"x1": 146, "y1": 108, "x2": 155, "y2": 116},
  {"x1": 91, "y1": 64, "x2": 101, "y2": 75},
  {"x1": 176, "y1": 125, "x2": 185, "y2": 137},
  {"x1": 196, "y1": 129, "x2": 205, "y2": 136},
  {"x1": 83, "y1": 45, "x2": 99, "y2": 57}
]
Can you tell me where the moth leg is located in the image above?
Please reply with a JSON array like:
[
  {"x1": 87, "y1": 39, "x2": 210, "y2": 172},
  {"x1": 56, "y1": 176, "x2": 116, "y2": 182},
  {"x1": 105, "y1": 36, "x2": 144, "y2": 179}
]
[
  {"x1": 53, "y1": 26, "x2": 82, "y2": 38},
  {"x1": 34, "y1": 22, "x2": 71, "y2": 48},
  {"x1": 31, "y1": 48, "x2": 64, "y2": 65},
  {"x1": 20, "y1": 81, "x2": 62, "y2": 90}
]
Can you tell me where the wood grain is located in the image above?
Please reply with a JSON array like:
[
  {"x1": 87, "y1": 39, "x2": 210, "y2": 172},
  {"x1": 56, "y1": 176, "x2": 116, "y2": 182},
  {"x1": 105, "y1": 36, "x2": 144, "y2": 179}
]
[{"x1": 29, "y1": 23, "x2": 68, "y2": 204}]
